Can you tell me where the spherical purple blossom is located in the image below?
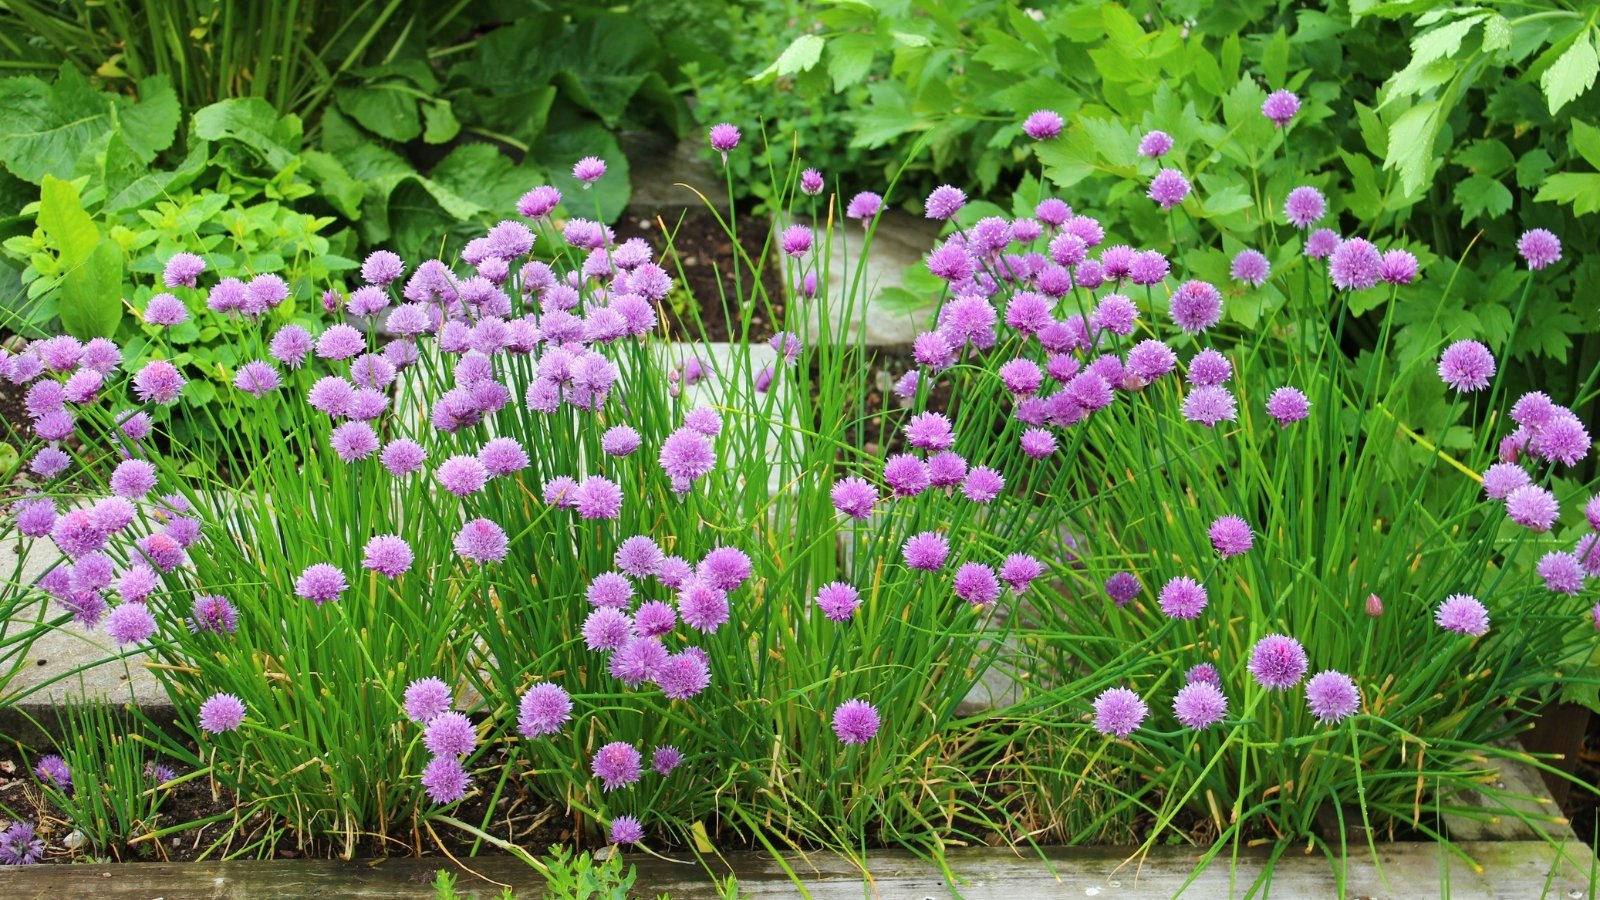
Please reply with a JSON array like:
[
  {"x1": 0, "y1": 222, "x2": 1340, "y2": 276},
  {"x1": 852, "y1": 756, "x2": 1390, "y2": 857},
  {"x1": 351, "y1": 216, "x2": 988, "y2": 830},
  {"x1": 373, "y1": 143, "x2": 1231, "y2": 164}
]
[
  {"x1": 592, "y1": 742, "x2": 642, "y2": 791},
  {"x1": 132, "y1": 360, "x2": 185, "y2": 405},
  {"x1": 1517, "y1": 229, "x2": 1562, "y2": 270},
  {"x1": 697, "y1": 546, "x2": 753, "y2": 592},
  {"x1": 1482, "y1": 462, "x2": 1531, "y2": 500},
  {"x1": 1186, "y1": 663, "x2": 1220, "y2": 687},
  {"x1": 1187, "y1": 349, "x2": 1233, "y2": 386},
  {"x1": 517, "y1": 683, "x2": 572, "y2": 738},
  {"x1": 380, "y1": 439, "x2": 426, "y2": 477},
  {"x1": 1129, "y1": 249, "x2": 1170, "y2": 286},
  {"x1": 1208, "y1": 516, "x2": 1253, "y2": 558},
  {"x1": 1092, "y1": 687, "x2": 1148, "y2": 738},
  {"x1": 678, "y1": 582, "x2": 730, "y2": 633},
  {"x1": 923, "y1": 184, "x2": 967, "y2": 221},
  {"x1": 800, "y1": 168, "x2": 824, "y2": 195},
  {"x1": 478, "y1": 437, "x2": 528, "y2": 477},
  {"x1": 1283, "y1": 187, "x2": 1325, "y2": 229},
  {"x1": 362, "y1": 535, "x2": 413, "y2": 578},
  {"x1": 1148, "y1": 168, "x2": 1191, "y2": 209},
  {"x1": 269, "y1": 325, "x2": 314, "y2": 368},
  {"x1": 780, "y1": 224, "x2": 814, "y2": 257},
  {"x1": 614, "y1": 537, "x2": 663, "y2": 578},
  {"x1": 573, "y1": 156, "x2": 607, "y2": 185},
  {"x1": 610, "y1": 816, "x2": 644, "y2": 845},
  {"x1": 998, "y1": 359, "x2": 1043, "y2": 395},
  {"x1": 404, "y1": 677, "x2": 452, "y2": 723},
  {"x1": 997, "y1": 553, "x2": 1045, "y2": 594},
  {"x1": 143, "y1": 292, "x2": 188, "y2": 326},
  {"x1": 1091, "y1": 294, "x2": 1138, "y2": 337},
  {"x1": 952, "y1": 562, "x2": 1001, "y2": 607},
  {"x1": 34, "y1": 755, "x2": 71, "y2": 793},
  {"x1": 656, "y1": 652, "x2": 711, "y2": 700},
  {"x1": 1379, "y1": 249, "x2": 1419, "y2": 285},
  {"x1": 1138, "y1": 130, "x2": 1173, "y2": 158},
  {"x1": 1261, "y1": 89, "x2": 1300, "y2": 126},
  {"x1": 106, "y1": 602, "x2": 157, "y2": 645},
  {"x1": 709, "y1": 122, "x2": 740, "y2": 154},
  {"x1": 652, "y1": 745, "x2": 683, "y2": 776},
  {"x1": 13, "y1": 498, "x2": 57, "y2": 537},
  {"x1": 33, "y1": 410, "x2": 74, "y2": 441},
  {"x1": 1529, "y1": 413, "x2": 1591, "y2": 467},
  {"x1": 295, "y1": 563, "x2": 347, "y2": 605},
  {"x1": 1437, "y1": 340, "x2": 1495, "y2": 392},
  {"x1": 815, "y1": 582, "x2": 862, "y2": 622},
  {"x1": 1303, "y1": 671, "x2": 1360, "y2": 724},
  {"x1": 421, "y1": 756, "x2": 470, "y2": 804},
  {"x1": 1588, "y1": 494, "x2": 1600, "y2": 531},
  {"x1": 436, "y1": 455, "x2": 488, "y2": 497},
  {"x1": 1170, "y1": 281, "x2": 1222, "y2": 333},
  {"x1": 830, "y1": 477, "x2": 878, "y2": 520},
  {"x1": 1105, "y1": 571, "x2": 1141, "y2": 606},
  {"x1": 0, "y1": 821, "x2": 45, "y2": 865},
  {"x1": 1265, "y1": 386, "x2": 1310, "y2": 425},
  {"x1": 1436, "y1": 594, "x2": 1490, "y2": 636},
  {"x1": 905, "y1": 412, "x2": 955, "y2": 451},
  {"x1": 163, "y1": 252, "x2": 206, "y2": 288},
  {"x1": 233, "y1": 360, "x2": 281, "y2": 397},
  {"x1": 1538, "y1": 550, "x2": 1585, "y2": 595},
  {"x1": 583, "y1": 608, "x2": 633, "y2": 651},
  {"x1": 1247, "y1": 634, "x2": 1309, "y2": 690},
  {"x1": 1329, "y1": 238, "x2": 1382, "y2": 291},
  {"x1": 455, "y1": 518, "x2": 508, "y2": 564},
  {"x1": 1181, "y1": 385, "x2": 1237, "y2": 427},
  {"x1": 198, "y1": 692, "x2": 246, "y2": 733},
  {"x1": 660, "y1": 429, "x2": 716, "y2": 482},
  {"x1": 1158, "y1": 576, "x2": 1208, "y2": 620},
  {"x1": 518, "y1": 185, "x2": 562, "y2": 219},
  {"x1": 1126, "y1": 340, "x2": 1178, "y2": 384},
  {"x1": 927, "y1": 451, "x2": 967, "y2": 488},
  {"x1": 1230, "y1": 249, "x2": 1270, "y2": 287},
  {"x1": 316, "y1": 324, "x2": 365, "y2": 361},
  {"x1": 330, "y1": 421, "x2": 379, "y2": 462},
  {"x1": 846, "y1": 191, "x2": 882, "y2": 222},
  {"x1": 962, "y1": 466, "x2": 1004, "y2": 503},
  {"x1": 1019, "y1": 428, "x2": 1056, "y2": 459},
  {"x1": 423, "y1": 711, "x2": 477, "y2": 757},
  {"x1": 1305, "y1": 229, "x2": 1341, "y2": 260},
  {"x1": 903, "y1": 531, "x2": 950, "y2": 571},
  {"x1": 1173, "y1": 681, "x2": 1228, "y2": 730},
  {"x1": 1022, "y1": 110, "x2": 1064, "y2": 141},
  {"x1": 1506, "y1": 484, "x2": 1559, "y2": 532},
  {"x1": 635, "y1": 600, "x2": 677, "y2": 639},
  {"x1": 832, "y1": 699, "x2": 881, "y2": 744},
  {"x1": 584, "y1": 573, "x2": 632, "y2": 611}
]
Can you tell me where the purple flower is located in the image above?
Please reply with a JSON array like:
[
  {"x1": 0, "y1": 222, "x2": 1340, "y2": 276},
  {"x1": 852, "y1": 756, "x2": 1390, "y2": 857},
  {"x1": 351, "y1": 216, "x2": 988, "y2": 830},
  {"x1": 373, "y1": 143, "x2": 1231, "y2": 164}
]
[
  {"x1": 455, "y1": 518, "x2": 509, "y2": 564},
  {"x1": 905, "y1": 411, "x2": 955, "y2": 451},
  {"x1": 404, "y1": 677, "x2": 452, "y2": 722},
  {"x1": 846, "y1": 191, "x2": 882, "y2": 223},
  {"x1": 1126, "y1": 340, "x2": 1178, "y2": 384},
  {"x1": 660, "y1": 428, "x2": 716, "y2": 481},
  {"x1": 1283, "y1": 187, "x2": 1325, "y2": 229},
  {"x1": 198, "y1": 692, "x2": 247, "y2": 733},
  {"x1": 678, "y1": 582, "x2": 730, "y2": 633},
  {"x1": 0, "y1": 821, "x2": 44, "y2": 865},
  {"x1": 1506, "y1": 484, "x2": 1560, "y2": 532},
  {"x1": 421, "y1": 756, "x2": 470, "y2": 804},
  {"x1": 962, "y1": 466, "x2": 1004, "y2": 503},
  {"x1": 143, "y1": 292, "x2": 189, "y2": 326},
  {"x1": 780, "y1": 224, "x2": 814, "y2": 257},
  {"x1": 381, "y1": 439, "x2": 427, "y2": 477},
  {"x1": 615, "y1": 536, "x2": 663, "y2": 578},
  {"x1": 709, "y1": 122, "x2": 741, "y2": 155},
  {"x1": 1187, "y1": 349, "x2": 1233, "y2": 386},
  {"x1": 517, "y1": 683, "x2": 572, "y2": 738},
  {"x1": 815, "y1": 581, "x2": 862, "y2": 621},
  {"x1": 107, "y1": 459, "x2": 155, "y2": 499},
  {"x1": 1261, "y1": 89, "x2": 1300, "y2": 126},
  {"x1": 360, "y1": 249, "x2": 404, "y2": 286},
  {"x1": 1106, "y1": 572, "x2": 1141, "y2": 606},
  {"x1": 163, "y1": 252, "x2": 206, "y2": 288},
  {"x1": 1329, "y1": 238, "x2": 1382, "y2": 291},
  {"x1": 1020, "y1": 428, "x2": 1057, "y2": 459},
  {"x1": 479, "y1": 437, "x2": 529, "y2": 476},
  {"x1": 1208, "y1": 516, "x2": 1253, "y2": 558},
  {"x1": 1158, "y1": 576, "x2": 1208, "y2": 620},
  {"x1": 35, "y1": 755, "x2": 71, "y2": 793},
  {"x1": 316, "y1": 324, "x2": 365, "y2": 361},
  {"x1": 518, "y1": 185, "x2": 562, "y2": 219},
  {"x1": 1186, "y1": 664, "x2": 1220, "y2": 686},
  {"x1": 1538, "y1": 551, "x2": 1585, "y2": 594},
  {"x1": 363, "y1": 535, "x2": 413, "y2": 578},
  {"x1": 800, "y1": 168, "x2": 824, "y2": 195},
  {"x1": 1181, "y1": 385, "x2": 1237, "y2": 427},
  {"x1": 1379, "y1": 249, "x2": 1419, "y2": 285},
  {"x1": 610, "y1": 816, "x2": 644, "y2": 845},
  {"x1": 832, "y1": 477, "x2": 878, "y2": 519},
  {"x1": 634, "y1": 600, "x2": 677, "y2": 639},
  {"x1": 1129, "y1": 249, "x2": 1170, "y2": 285},
  {"x1": 1230, "y1": 249, "x2": 1270, "y2": 287},
  {"x1": 269, "y1": 325, "x2": 313, "y2": 368},
  {"x1": 573, "y1": 156, "x2": 607, "y2": 185},
  {"x1": 592, "y1": 741, "x2": 643, "y2": 791},
  {"x1": 330, "y1": 421, "x2": 379, "y2": 462},
  {"x1": 1138, "y1": 130, "x2": 1173, "y2": 158},
  {"x1": 925, "y1": 185, "x2": 967, "y2": 220},
  {"x1": 998, "y1": 553, "x2": 1044, "y2": 593},
  {"x1": 1148, "y1": 168, "x2": 1191, "y2": 209},
  {"x1": 106, "y1": 603, "x2": 157, "y2": 645},
  {"x1": 698, "y1": 546, "x2": 752, "y2": 592},
  {"x1": 1173, "y1": 681, "x2": 1228, "y2": 730},
  {"x1": 582, "y1": 608, "x2": 633, "y2": 650},
  {"x1": 1482, "y1": 462, "x2": 1531, "y2": 500},
  {"x1": 902, "y1": 531, "x2": 950, "y2": 571},
  {"x1": 652, "y1": 745, "x2": 683, "y2": 776},
  {"x1": 132, "y1": 360, "x2": 185, "y2": 405},
  {"x1": 1436, "y1": 593, "x2": 1491, "y2": 636},
  {"x1": 832, "y1": 699, "x2": 881, "y2": 744},
  {"x1": 1265, "y1": 387, "x2": 1310, "y2": 425},
  {"x1": 423, "y1": 711, "x2": 477, "y2": 757},
  {"x1": 1022, "y1": 110, "x2": 1064, "y2": 141},
  {"x1": 655, "y1": 652, "x2": 711, "y2": 700},
  {"x1": 1437, "y1": 340, "x2": 1495, "y2": 392},
  {"x1": 953, "y1": 562, "x2": 1002, "y2": 607},
  {"x1": 1170, "y1": 281, "x2": 1222, "y2": 333},
  {"x1": 295, "y1": 563, "x2": 347, "y2": 605},
  {"x1": 437, "y1": 455, "x2": 489, "y2": 496},
  {"x1": 233, "y1": 360, "x2": 281, "y2": 397},
  {"x1": 1305, "y1": 229, "x2": 1341, "y2": 260},
  {"x1": 1092, "y1": 687, "x2": 1148, "y2": 737},
  {"x1": 1091, "y1": 294, "x2": 1138, "y2": 337},
  {"x1": 1517, "y1": 229, "x2": 1562, "y2": 270},
  {"x1": 1529, "y1": 412, "x2": 1591, "y2": 467},
  {"x1": 1247, "y1": 634, "x2": 1308, "y2": 690},
  {"x1": 1304, "y1": 671, "x2": 1359, "y2": 724},
  {"x1": 13, "y1": 499, "x2": 57, "y2": 538}
]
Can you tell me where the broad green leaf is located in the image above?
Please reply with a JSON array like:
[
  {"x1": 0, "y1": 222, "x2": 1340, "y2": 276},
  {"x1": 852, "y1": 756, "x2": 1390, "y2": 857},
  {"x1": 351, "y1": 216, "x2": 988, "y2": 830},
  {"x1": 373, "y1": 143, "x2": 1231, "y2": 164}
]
[
  {"x1": 1383, "y1": 100, "x2": 1443, "y2": 196},
  {"x1": 1481, "y1": 14, "x2": 1512, "y2": 52},
  {"x1": 192, "y1": 98, "x2": 296, "y2": 168},
  {"x1": 300, "y1": 150, "x2": 364, "y2": 220},
  {"x1": 1262, "y1": 28, "x2": 1289, "y2": 88},
  {"x1": 117, "y1": 75, "x2": 181, "y2": 164},
  {"x1": 452, "y1": 86, "x2": 557, "y2": 149},
  {"x1": 335, "y1": 84, "x2": 422, "y2": 143},
  {"x1": 972, "y1": 28, "x2": 1046, "y2": 73},
  {"x1": 846, "y1": 83, "x2": 929, "y2": 149},
  {"x1": 0, "y1": 66, "x2": 115, "y2": 184},
  {"x1": 1410, "y1": 14, "x2": 1486, "y2": 66},
  {"x1": 1453, "y1": 173, "x2": 1512, "y2": 224},
  {"x1": 422, "y1": 101, "x2": 460, "y2": 145},
  {"x1": 1515, "y1": 148, "x2": 1555, "y2": 188},
  {"x1": 556, "y1": 14, "x2": 661, "y2": 126},
  {"x1": 1200, "y1": 183, "x2": 1253, "y2": 217},
  {"x1": 38, "y1": 175, "x2": 99, "y2": 266},
  {"x1": 527, "y1": 119, "x2": 630, "y2": 223},
  {"x1": 57, "y1": 236, "x2": 122, "y2": 339},
  {"x1": 1340, "y1": 150, "x2": 1383, "y2": 221},
  {"x1": 104, "y1": 136, "x2": 210, "y2": 214},
  {"x1": 756, "y1": 34, "x2": 825, "y2": 81},
  {"x1": 1570, "y1": 119, "x2": 1600, "y2": 170},
  {"x1": 1453, "y1": 139, "x2": 1513, "y2": 175},
  {"x1": 828, "y1": 34, "x2": 877, "y2": 91},
  {"x1": 1534, "y1": 171, "x2": 1600, "y2": 215},
  {"x1": 1540, "y1": 28, "x2": 1599, "y2": 115}
]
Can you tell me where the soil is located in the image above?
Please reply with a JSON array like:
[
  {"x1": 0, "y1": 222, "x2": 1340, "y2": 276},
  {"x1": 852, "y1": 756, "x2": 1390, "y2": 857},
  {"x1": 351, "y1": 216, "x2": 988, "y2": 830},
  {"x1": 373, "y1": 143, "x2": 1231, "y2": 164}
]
[{"x1": 611, "y1": 208, "x2": 786, "y2": 344}]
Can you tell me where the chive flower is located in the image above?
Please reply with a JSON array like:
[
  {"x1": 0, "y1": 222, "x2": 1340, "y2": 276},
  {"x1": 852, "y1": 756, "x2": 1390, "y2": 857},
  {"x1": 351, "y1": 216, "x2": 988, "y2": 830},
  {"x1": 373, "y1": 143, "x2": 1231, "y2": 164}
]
[
  {"x1": 1304, "y1": 671, "x2": 1360, "y2": 724},
  {"x1": 925, "y1": 185, "x2": 967, "y2": 220},
  {"x1": 1305, "y1": 228, "x2": 1340, "y2": 259},
  {"x1": 953, "y1": 562, "x2": 1002, "y2": 607},
  {"x1": 295, "y1": 563, "x2": 347, "y2": 605},
  {"x1": 652, "y1": 745, "x2": 683, "y2": 776},
  {"x1": 423, "y1": 711, "x2": 477, "y2": 757},
  {"x1": 1435, "y1": 594, "x2": 1490, "y2": 636},
  {"x1": 404, "y1": 677, "x2": 453, "y2": 723},
  {"x1": 1187, "y1": 349, "x2": 1233, "y2": 386},
  {"x1": 846, "y1": 191, "x2": 882, "y2": 223},
  {"x1": 592, "y1": 742, "x2": 643, "y2": 791},
  {"x1": 198, "y1": 692, "x2": 247, "y2": 733},
  {"x1": 163, "y1": 252, "x2": 206, "y2": 288},
  {"x1": 1283, "y1": 187, "x2": 1325, "y2": 228},
  {"x1": 1230, "y1": 249, "x2": 1270, "y2": 287},
  {"x1": 573, "y1": 156, "x2": 606, "y2": 185},
  {"x1": 1092, "y1": 687, "x2": 1148, "y2": 738},
  {"x1": 962, "y1": 466, "x2": 1004, "y2": 503},
  {"x1": 573, "y1": 477, "x2": 623, "y2": 519},
  {"x1": 1505, "y1": 485, "x2": 1558, "y2": 531},
  {"x1": 1138, "y1": 130, "x2": 1173, "y2": 158},
  {"x1": 1185, "y1": 663, "x2": 1220, "y2": 686},
  {"x1": 1328, "y1": 238, "x2": 1381, "y2": 291},
  {"x1": 1261, "y1": 89, "x2": 1300, "y2": 126},
  {"x1": 106, "y1": 603, "x2": 157, "y2": 645},
  {"x1": 1265, "y1": 386, "x2": 1310, "y2": 425},
  {"x1": 34, "y1": 755, "x2": 70, "y2": 792},
  {"x1": 800, "y1": 168, "x2": 824, "y2": 195},
  {"x1": 1247, "y1": 634, "x2": 1308, "y2": 690},
  {"x1": 678, "y1": 582, "x2": 730, "y2": 633},
  {"x1": 902, "y1": 531, "x2": 950, "y2": 571},
  {"x1": 582, "y1": 608, "x2": 634, "y2": 651},
  {"x1": 1517, "y1": 229, "x2": 1561, "y2": 270},
  {"x1": 610, "y1": 816, "x2": 644, "y2": 845},
  {"x1": 0, "y1": 821, "x2": 44, "y2": 865},
  {"x1": 1170, "y1": 281, "x2": 1222, "y2": 333},
  {"x1": 421, "y1": 756, "x2": 470, "y2": 804},
  {"x1": 815, "y1": 582, "x2": 862, "y2": 621},
  {"x1": 1437, "y1": 340, "x2": 1495, "y2": 392},
  {"x1": 517, "y1": 683, "x2": 573, "y2": 738},
  {"x1": 832, "y1": 699, "x2": 881, "y2": 744},
  {"x1": 1147, "y1": 168, "x2": 1191, "y2": 209},
  {"x1": 1181, "y1": 385, "x2": 1237, "y2": 427},
  {"x1": 132, "y1": 360, "x2": 185, "y2": 405},
  {"x1": 143, "y1": 293, "x2": 188, "y2": 326},
  {"x1": 1172, "y1": 681, "x2": 1228, "y2": 730},
  {"x1": 1106, "y1": 571, "x2": 1141, "y2": 606},
  {"x1": 1208, "y1": 516, "x2": 1254, "y2": 558},
  {"x1": 1537, "y1": 551, "x2": 1584, "y2": 595},
  {"x1": 1157, "y1": 576, "x2": 1208, "y2": 620}
]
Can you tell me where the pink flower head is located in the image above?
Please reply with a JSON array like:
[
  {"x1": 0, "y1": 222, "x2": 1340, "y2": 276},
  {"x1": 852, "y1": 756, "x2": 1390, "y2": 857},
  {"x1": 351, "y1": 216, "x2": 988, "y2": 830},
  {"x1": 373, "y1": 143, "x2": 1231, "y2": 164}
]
[{"x1": 1022, "y1": 110, "x2": 1064, "y2": 141}]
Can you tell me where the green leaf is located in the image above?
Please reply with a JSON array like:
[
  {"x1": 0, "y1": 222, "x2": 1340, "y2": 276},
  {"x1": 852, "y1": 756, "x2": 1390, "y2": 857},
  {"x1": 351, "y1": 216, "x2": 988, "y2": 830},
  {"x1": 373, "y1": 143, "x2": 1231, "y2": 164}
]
[
  {"x1": 1410, "y1": 14, "x2": 1486, "y2": 67},
  {"x1": 1453, "y1": 173, "x2": 1512, "y2": 224},
  {"x1": 1341, "y1": 150, "x2": 1384, "y2": 221},
  {"x1": 756, "y1": 33, "x2": 825, "y2": 82},
  {"x1": 192, "y1": 98, "x2": 297, "y2": 168},
  {"x1": 117, "y1": 75, "x2": 180, "y2": 164},
  {"x1": 335, "y1": 84, "x2": 422, "y2": 143},
  {"x1": 57, "y1": 235, "x2": 122, "y2": 339},
  {"x1": 451, "y1": 15, "x2": 563, "y2": 97},
  {"x1": 1570, "y1": 119, "x2": 1600, "y2": 171},
  {"x1": 0, "y1": 66, "x2": 115, "y2": 184},
  {"x1": 422, "y1": 101, "x2": 460, "y2": 145},
  {"x1": 1515, "y1": 148, "x2": 1555, "y2": 189},
  {"x1": 555, "y1": 14, "x2": 662, "y2": 127},
  {"x1": 1383, "y1": 100, "x2": 1443, "y2": 196},
  {"x1": 37, "y1": 175, "x2": 99, "y2": 266},
  {"x1": 1453, "y1": 139, "x2": 1513, "y2": 175},
  {"x1": 452, "y1": 86, "x2": 556, "y2": 149},
  {"x1": 1481, "y1": 14, "x2": 1512, "y2": 53},
  {"x1": 1540, "y1": 28, "x2": 1599, "y2": 115},
  {"x1": 1534, "y1": 171, "x2": 1600, "y2": 215},
  {"x1": 300, "y1": 150, "x2": 364, "y2": 220},
  {"x1": 1200, "y1": 182, "x2": 1253, "y2": 217},
  {"x1": 1262, "y1": 28, "x2": 1289, "y2": 88},
  {"x1": 1353, "y1": 101, "x2": 1387, "y2": 159},
  {"x1": 972, "y1": 28, "x2": 1047, "y2": 74},
  {"x1": 845, "y1": 82, "x2": 930, "y2": 150}
]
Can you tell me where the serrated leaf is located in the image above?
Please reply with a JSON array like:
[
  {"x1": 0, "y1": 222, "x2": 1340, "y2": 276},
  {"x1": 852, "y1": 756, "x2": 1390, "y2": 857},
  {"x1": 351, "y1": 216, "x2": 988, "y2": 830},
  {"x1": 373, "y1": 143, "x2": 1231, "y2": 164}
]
[
  {"x1": 1410, "y1": 14, "x2": 1486, "y2": 66},
  {"x1": 763, "y1": 33, "x2": 825, "y2": 81},
  {"x1": 1453, "y1": 173, "x2": 1512, "y2": 224},
  {"x1": 1516, "y1": 148, "x2": 1555, "y2": 188},
  {"x1": 1571, "y1": 119, "x2": 1600, "y2": 170},
  {"x1": 1454, "y1": 139, "x2": 1513, "y2": 175},
  {"x1": 1354, "y1": 101, "x2": 1387, "y2": 158},
  {"x1": 1534, "y1": 171, "x2": 1600, "y2": 215},
  {"x1": 1540, "y1": 29, "x2": 1599, "y2": 115},
  {"x1": 827, "y1": 34, "x2": 876, "y2": 91},
  {"x1": 1384, "y1": 100, "x2": 1443, "y2": 196},
  {"x1": 1481, "y1": 14, "x2": 1511, "y2": 52},
  {"x1": 1262, "y1": 28, "x2": 1289, "y2": 88},
  {"x1": 58, "y1": 235, "x2": 122, "y2": 339}
]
